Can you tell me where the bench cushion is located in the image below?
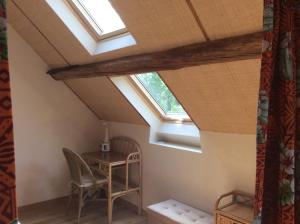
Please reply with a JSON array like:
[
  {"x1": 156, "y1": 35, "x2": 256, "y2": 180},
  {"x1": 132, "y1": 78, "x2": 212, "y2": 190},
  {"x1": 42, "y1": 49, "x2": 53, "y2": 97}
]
[{"x1": 147, "y1": 199, "x2": 213, "y2": 224}]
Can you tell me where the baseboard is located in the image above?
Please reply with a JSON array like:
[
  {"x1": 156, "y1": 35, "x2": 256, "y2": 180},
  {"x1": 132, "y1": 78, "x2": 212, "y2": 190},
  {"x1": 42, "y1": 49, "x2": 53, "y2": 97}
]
[
  {"x1": 18, "y1": 196, "x2": 68, "y2": 212},
  {"x1": 18, "y1": 195, "x2": 146, "y2": 214}
]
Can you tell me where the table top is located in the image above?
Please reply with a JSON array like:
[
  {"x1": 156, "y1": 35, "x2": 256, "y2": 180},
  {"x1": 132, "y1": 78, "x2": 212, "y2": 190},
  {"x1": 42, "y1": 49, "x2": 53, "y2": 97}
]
[{"x1": 82, "y1": 151, "x2": 128, "y2": 166}]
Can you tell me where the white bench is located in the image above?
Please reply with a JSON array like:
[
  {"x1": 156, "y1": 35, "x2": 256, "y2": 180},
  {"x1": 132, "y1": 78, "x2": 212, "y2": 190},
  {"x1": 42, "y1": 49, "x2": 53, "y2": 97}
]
[{"x1": 147, "y1": 199, "x2": 213, "y2": 224}]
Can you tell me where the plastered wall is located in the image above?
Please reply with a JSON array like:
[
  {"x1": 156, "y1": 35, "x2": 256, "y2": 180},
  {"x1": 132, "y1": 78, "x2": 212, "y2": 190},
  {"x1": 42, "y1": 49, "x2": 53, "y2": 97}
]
[
  {"x1": 8, "y1": 24, "x2": 256, "y2": 213},
  {"x1": 8, "y1": 25, "x2": 104, "y2": 207},
  {"x1": 109, "y1": 121, "x2": 256, "y2": 213}
]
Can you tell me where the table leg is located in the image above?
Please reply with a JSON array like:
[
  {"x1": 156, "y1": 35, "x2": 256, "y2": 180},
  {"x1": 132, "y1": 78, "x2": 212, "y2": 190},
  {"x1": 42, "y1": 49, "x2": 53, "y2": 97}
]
[
  {"x1": 137, "y1": 190, "x2": 142, "y2": 215},
  {"x1": 108, "y1": 164, "x2": 112, "y2": 224}
]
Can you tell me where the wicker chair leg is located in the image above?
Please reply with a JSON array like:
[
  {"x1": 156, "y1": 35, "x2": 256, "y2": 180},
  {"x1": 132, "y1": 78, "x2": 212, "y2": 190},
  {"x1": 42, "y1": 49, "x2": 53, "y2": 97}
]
[
  {"x1": 77, "y1": 188, "x2": 83, "y2": 224},
  {"x1": 66, "y1": 184, "x2": 74, "y2": 215},
  {"x1": 137, "y1": 191, "x2": 142, "y2": 215}
]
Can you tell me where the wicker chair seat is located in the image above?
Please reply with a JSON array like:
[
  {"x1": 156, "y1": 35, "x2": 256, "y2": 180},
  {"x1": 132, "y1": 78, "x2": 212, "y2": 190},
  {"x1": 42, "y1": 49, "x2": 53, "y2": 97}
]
[{"x1": 75, "y1": 174, "x2": 107, "y2": 188}]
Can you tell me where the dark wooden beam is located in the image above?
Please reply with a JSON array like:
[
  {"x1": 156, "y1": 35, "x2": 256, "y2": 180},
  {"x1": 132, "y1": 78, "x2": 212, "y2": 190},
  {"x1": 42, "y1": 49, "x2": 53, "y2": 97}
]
[{"x1": 48, "y1": 32, "x2": 263, "y2": 80}]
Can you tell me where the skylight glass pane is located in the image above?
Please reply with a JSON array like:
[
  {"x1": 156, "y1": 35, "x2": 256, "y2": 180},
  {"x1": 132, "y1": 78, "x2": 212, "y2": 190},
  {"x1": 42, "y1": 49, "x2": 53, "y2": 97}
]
[
  {"x1": 136, "y1": 72, "x2": 189, "y2": 118},
  {"x1": 77, "y1": 0, "x2": 126, "y2": 35}
]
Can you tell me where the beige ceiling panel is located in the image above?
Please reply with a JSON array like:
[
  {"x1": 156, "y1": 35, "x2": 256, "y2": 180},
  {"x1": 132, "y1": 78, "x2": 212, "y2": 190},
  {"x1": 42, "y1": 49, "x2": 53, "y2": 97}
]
[
  {"x1": 160, "y1": 59, "x2": 261, "y2": 134},
  {"x1": 9, "y1": 0, "x2": 262, "y2": 65},
  {"x1": 89, "y1": 0, "x2": 207, "y2": 62},
  {"x1": 12, "y1": 0, "x2": 90, "y2": 65},
  {"x1": 7, "y1": 1, "x2": 66, "y2": 67},
  {"x1": 190, "y1": 0, "x2": 263, "y2": 39},
  {"x1": 66, "y1": 77, "x2": 147, "y2": 125},
  {"x1": 9, "y1": 0, "x2": 261, "y2": 129},
  {"x1": 110, "y1": 0, "x2": 205, "y2": 50},
  {"x1": 9, "y1": 0, "x2": 207, "y2": 66}
]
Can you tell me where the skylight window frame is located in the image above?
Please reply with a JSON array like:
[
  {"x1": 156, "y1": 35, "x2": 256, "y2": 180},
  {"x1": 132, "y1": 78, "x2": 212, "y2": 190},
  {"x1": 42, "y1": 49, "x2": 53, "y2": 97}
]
[
  {"x1": 66, "y1": 0, "x2": 128, "y2": 41},
  {"x1": 129, "y1": 74, "x2": 192, "y2": 123}
]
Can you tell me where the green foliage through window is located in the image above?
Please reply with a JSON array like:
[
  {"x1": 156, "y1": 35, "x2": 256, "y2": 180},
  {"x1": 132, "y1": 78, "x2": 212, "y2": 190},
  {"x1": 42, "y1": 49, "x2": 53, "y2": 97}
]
[{"x1": 135, "y1": 72, "x2": 189, "y2": 118}]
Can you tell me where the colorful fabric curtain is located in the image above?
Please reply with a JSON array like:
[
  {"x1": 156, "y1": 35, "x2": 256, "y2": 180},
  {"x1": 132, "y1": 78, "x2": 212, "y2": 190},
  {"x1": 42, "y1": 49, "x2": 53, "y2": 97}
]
[
  {"x1": 254, "y1": 0, "x2": 300, "y2": 223},
  {"x1": 0, "y1": 1, "x2": 17, "y2": 224}
]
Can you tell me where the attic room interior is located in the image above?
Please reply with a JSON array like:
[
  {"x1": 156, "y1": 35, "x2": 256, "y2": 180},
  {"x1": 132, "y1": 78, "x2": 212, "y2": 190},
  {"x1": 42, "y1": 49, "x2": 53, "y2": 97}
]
[{"x1": 1, "y1": 0, "x2": 300, "y2": 224}]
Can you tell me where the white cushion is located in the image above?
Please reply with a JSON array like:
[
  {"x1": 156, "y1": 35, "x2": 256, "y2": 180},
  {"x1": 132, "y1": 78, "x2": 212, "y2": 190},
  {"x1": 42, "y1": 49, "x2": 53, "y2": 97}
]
[{"x1": 148, "y1": 199, "x2": 213, "y2": 224}]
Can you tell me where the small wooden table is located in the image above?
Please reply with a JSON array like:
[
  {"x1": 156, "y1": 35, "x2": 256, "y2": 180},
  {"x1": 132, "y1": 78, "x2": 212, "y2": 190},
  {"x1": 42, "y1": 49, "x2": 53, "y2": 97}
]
[
  {"x1": 82, "y1": 137, "x2": 142, "y2": 224},
  {"x1": 83, "y1": 151, "x2": 128, "y2": 166}
]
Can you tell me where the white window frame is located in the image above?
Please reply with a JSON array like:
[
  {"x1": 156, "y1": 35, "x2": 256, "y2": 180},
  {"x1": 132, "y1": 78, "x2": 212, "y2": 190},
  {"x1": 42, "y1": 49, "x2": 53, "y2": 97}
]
[
  {"x1": 130, "y1": 75, "x2": 191, "y2": 122},
  {"x1": 66, "y1": 0, "x2": 127, "y2": 41}
]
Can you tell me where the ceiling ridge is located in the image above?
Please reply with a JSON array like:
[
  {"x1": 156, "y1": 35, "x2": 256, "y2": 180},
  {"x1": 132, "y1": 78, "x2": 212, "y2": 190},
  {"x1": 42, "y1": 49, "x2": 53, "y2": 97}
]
[
  {"x1": 11, "y1": 0, "x2": 70, "y2": 65},
  {"x1": 185, "y1": 0, "x2": 210, "y2": 41}
]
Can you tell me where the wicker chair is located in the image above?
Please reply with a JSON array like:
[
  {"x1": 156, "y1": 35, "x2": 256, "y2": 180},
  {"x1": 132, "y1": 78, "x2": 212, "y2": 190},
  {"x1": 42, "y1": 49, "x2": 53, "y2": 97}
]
[{"x1": 62, "y1": 148, "x2": 107, "y2": 223}]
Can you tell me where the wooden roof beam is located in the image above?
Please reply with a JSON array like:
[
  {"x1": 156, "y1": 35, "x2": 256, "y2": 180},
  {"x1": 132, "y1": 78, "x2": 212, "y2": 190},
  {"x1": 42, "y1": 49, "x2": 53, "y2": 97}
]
[{"x1": 48, "y1": 32, "x2": 263, "y2": 80}]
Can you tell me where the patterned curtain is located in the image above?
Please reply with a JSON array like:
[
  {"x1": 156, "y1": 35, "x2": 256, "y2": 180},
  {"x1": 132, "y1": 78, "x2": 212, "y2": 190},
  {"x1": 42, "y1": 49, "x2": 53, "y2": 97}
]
[
  {"x1": 254, "y1": 0, "x2": 300, "y2": 223},
  {"x1": 0, "y1": 1, "x2": 17, "y2": 224}
]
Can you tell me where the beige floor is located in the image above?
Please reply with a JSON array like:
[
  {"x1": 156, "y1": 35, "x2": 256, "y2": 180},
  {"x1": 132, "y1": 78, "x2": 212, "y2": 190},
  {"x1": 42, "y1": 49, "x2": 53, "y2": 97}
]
[{"x1": 18, "y1": 197, "x2": 147, "y2": 224}]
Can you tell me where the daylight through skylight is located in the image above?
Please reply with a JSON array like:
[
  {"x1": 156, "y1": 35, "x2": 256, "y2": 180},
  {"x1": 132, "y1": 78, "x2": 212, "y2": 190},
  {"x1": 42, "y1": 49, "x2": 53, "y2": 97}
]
[
  {"x1": 135, "y1": 72, "x2": 190, "y2": 120},
  {"x1": 72, "y1": 0, "x2": 126, "y2": 36}
]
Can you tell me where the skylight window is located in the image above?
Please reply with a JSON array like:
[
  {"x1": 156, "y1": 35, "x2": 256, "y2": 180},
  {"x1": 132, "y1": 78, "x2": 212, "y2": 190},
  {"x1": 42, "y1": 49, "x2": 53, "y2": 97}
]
[
  {"x1": 134, "y1": 72, "x2": 190, "y2": 121},
  {"x1": 69, "y1": 0, "x2": 126, "y2": 38}
]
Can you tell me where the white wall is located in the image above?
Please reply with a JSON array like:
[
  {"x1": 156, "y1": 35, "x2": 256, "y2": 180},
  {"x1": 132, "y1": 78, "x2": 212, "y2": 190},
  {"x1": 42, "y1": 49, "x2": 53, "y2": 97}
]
[
  {"x1": 8, "y1": 26, "x2": 104, "y2": 207},
  {"x1": 7, "y1": 24, "x2": 256, "y2": 213},
  {"x1": 109, "y1": 121, "x2": 256, "y2": 214}
]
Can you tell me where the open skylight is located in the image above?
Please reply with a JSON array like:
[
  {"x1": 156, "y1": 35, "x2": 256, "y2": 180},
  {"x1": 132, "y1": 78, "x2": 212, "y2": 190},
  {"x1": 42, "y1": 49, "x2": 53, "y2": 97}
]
[
  {"x1": 69, "y1": 0, "x2": 126, "y2": 38},
  {"x1": 134, "y1": 72, "x2": 190, "y2": 121}
]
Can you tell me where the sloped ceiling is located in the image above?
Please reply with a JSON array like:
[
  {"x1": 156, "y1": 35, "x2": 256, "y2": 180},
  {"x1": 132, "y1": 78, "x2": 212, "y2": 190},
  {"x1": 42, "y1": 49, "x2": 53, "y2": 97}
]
[
  {"x1": 190, "y1": 0, "x2": 262, "y2": 39},
  {"x1": 65, "y1": 78, "x2": 146, "y2": 125},
  {"x1": 160, "y1": 59, "x2": 260, "y2": 133},
  {"x1": 7, "y1": 0, "x2": 263, "y2": 134}
]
